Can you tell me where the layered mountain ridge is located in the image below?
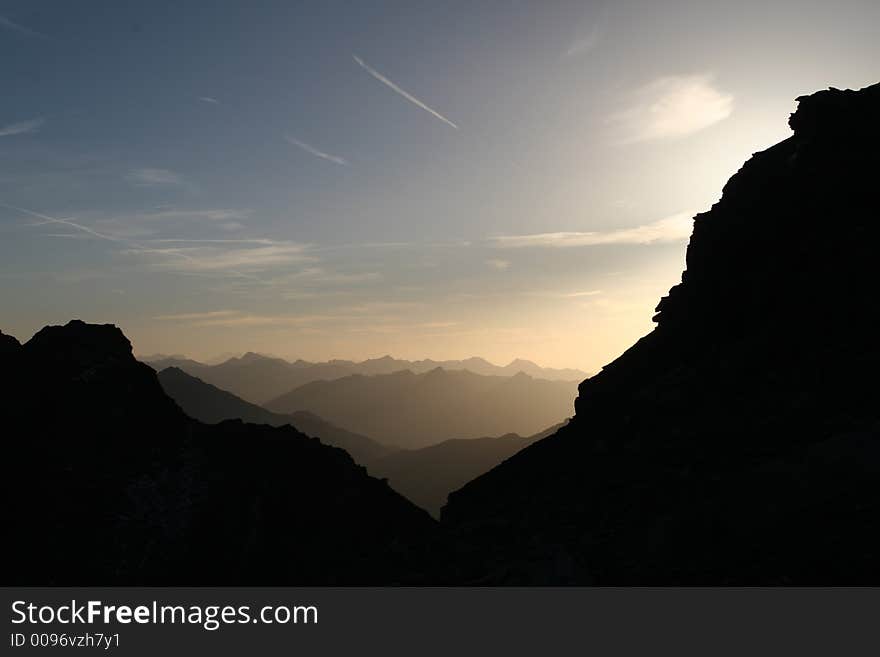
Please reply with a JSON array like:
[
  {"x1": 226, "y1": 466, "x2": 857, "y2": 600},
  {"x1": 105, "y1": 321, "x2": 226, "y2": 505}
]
[
  {"x1": 5, "y1": 82, "x2": 878, "y2": 585},
  {"x1": 145, "y1": 351, "x2": 586, "y2": 405},
  {"x1": 4, "y1": 320, "x2": 436, "y2": 584},
  {"x1": 157, "y1": 365, "x2": 563, "y2": 515},
  {"x1": 265, "y1": 368, "x2": 576, "y2": 448},
  {"x1": 156, "y1": 366, "x2": 393, "y2": 465}
]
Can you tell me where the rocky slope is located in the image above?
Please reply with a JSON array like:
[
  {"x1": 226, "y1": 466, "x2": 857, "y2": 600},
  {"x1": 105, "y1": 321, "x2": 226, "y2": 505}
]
[
  {"x1": 441, "y1": 82, "x2": 880, "y2": 584},
  {"x1": 371, "y1": 423, "x2": 565, "y2": 517},
  {"x1": 3, "y1": 320, "x2": 437, "y2": 584}
]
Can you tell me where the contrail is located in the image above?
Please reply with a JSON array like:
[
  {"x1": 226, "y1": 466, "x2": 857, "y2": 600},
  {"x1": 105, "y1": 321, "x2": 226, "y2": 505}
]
[
  {"x1": 353, "y1": 55, "x2": 458, "y2": 130},
  {"x1": 285, "y1": 136, "x2": 348, "y2": 165},
  {"x1": 0, "y1": 118, "x2": 44, "y2": 138},
  {"x1": 0, "y1": 202, "x2": 263, "y2": 282},
  {"x1": 0, "y1": 202, "x2": 132, "y2": 244},
  {"x1": 0, "y1": 15, "x2": 47, "y2": 39}
]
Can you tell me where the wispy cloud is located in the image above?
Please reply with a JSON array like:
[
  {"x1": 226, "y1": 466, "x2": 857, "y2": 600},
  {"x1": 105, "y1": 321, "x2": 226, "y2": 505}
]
[
  {"x1": 285, "y1": 136, "x2": 348, "y2": 166},
  {"x1": 154, "y1": 310, "x2": 238, "y2": 321},
  {"x1": 44, "y1": 233, "x2": 93, "y2": 240},
  {"x1": 491, "y1": 212, "x2": 693, "y2": 248},
  {"x1": 1, "y1": 202, "x2": 135, "y2": 245},
  {"x1": 131, "y1": 241, "x2": 313, "y2": 272},
  {"x1": 609, "y1": 75, "x2": 733, "y2": 143},
  {"x1": 563, "y1": 290, "x2": 603, "y2": 298},
  {"x1": 296, "y1": 268, "x2": 380, "y2": 284},
  {"x1": 564, "y1": 24, "x2": 603, "y2": 58},
  {"x1": 0, "y1": 118, "x2": 44, "y2": 138},
  {"x1": 0, "y1": 14, "x2": 46, "y2": 38},
  {"x1": 141, "y1": 208, "x2": 249, "y2": 231},
  {"x1": 1, "y1": 203, "x2": 265, "y2": 281},
  {"x1": 198, "y1": 96, "x2": 220, "y2": 104},
  {"x1": 148, "y1": 238, "x2": 273, "y2": 245},
  {"x1": 487, "y1": 258, "x2": 511, "y2": 270},
  {"x1": 126, "y1": 168, "x2": 184, "y2": 186},
  {"x1": 154, "y1": 309, "x2": 341, "y2": 328},
  {"x1": 353, "y1": 54, "x2": 458, "y2": 130},
  {"x1": 315, "y1": 241, "x2": 413, "y2": 252}
]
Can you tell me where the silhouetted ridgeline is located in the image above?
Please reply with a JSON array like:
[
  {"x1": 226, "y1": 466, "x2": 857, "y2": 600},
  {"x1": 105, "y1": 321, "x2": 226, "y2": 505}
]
[
  {"x1": 3, "y1": 321, "x2": 436, "y2": 584},
  {"x1": 442, "y1": 82, "x2": 880, "y2": 584},
  {"x1": 5, "y1": 82, "x2": 878, "y2": 586},
  {"x1": 369, "y1": 424, "x2": 565, "y2": 517},
  {"x1": 157, "y1": 365, "x2": 561, "y2": 516},
  {"x1": 146, "y1": 352, "x2": 586, "y2": 405},
  {"x1": 157, "y1": 366, "x2": 393, "y2": 465}
]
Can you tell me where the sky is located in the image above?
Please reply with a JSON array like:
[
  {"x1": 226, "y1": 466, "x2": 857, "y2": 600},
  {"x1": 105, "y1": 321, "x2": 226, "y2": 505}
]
[{"x1": 1, "y1": 0, "x2": 878, "y2": 371}]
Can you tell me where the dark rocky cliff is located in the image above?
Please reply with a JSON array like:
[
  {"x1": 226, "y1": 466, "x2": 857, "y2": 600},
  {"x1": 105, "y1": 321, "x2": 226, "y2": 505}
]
[
  {"x1": 441, "y1": 83, "x2": 880, "y2": 584},
  {"x1": 3, "y1": 321, "x2": 437, "y2": 584}
]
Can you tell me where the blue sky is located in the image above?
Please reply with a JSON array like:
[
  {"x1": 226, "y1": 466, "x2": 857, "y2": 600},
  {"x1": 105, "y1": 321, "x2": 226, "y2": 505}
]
[{"x1": 1, "y1": 0, "x2": 878, "y2": 369}]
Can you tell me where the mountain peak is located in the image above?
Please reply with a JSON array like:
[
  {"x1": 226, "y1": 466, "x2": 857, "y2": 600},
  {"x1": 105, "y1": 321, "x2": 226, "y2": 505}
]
[
  {"x1": 789, "y1": 82, "x2": 880, "y2": 137},
  {"x1": 24, "y1": 320, "x2": 134, "y2": 371},
  {"x1": 0, "y1": 330, "x2": 21, "y2": 358},
  {"x1": 508, "y1": 358, "x2": 538, "y2": 368},
  {"x1": 650, "y1": 81, "x2": 880, "y2": 337},
  {"x1": 9, "y1": 320, "x2": 437, "y2": 584},
  {"x1": 238, "y1": 351, "x2": 269, "y2": 363}
]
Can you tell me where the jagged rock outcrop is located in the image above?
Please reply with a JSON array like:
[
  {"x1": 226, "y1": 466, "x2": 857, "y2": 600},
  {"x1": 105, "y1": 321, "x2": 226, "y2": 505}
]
[
  {"x1": 3, "y1": 320, "x2": 437, "y2": 584},
  {"x1": 441, "y1": 82, "x2": 880, "y2": 584}
]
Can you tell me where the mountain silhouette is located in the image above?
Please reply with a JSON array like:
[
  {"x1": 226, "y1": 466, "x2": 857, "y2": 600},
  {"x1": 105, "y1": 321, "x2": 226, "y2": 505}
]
[
  {"x1": 4, "y1": 320, "x2": 436, "y2": 584},
  {"x1": 0, "y1": 329, "x2": 20, "y2": 357},
  {"x1": 265, "y1": 368, "x2": 576, "y2": 448},
  {"x1": 370, "y1": 423, "x2": 565, "y2": 517},
  {"x1": 146, "y1": 352, "x2": 586, "y2": 405},
  {"x1": 442, "y1": 82, "x2": 880, "y2": 584},
  {"x1": 156, "y1": 366, "x2": 393, "y2": 465},
  {"x1": 157, "y1": 366, "x2": 566, "y2": 514}
]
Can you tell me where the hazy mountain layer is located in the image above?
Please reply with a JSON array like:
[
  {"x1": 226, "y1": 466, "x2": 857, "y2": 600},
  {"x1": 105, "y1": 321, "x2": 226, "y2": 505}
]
[
  {"x1": 265, "y1": 368, "x2": 577, "y2": 448},
  {"x1": 146, "y1": 352, "x2": 586, "y2": 405},
  {"x1": 370, "y1": 424, "x2": 565, "y2": 517},
  {"x1": 158, "y1": 366, "x2": 565, "y2": 515},
  {"x1": 4, "y1": 320, "x2": 436, "y2": 584},
  {"x1": 156, "y1": 366, "x2": 394, "y2": 465},
  {"x1": 442, "y1": 83, "x2": 880, "y2": 584}
]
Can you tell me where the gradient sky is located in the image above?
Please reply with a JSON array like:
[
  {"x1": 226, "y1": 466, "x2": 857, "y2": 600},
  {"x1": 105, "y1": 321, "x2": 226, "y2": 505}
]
[{"x1": 1, "y1": 0, "x2": 878, "y2": 370}]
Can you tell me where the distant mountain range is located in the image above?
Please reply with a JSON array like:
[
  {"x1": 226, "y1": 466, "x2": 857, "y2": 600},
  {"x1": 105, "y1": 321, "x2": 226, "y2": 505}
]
[
  {"x1": 156, "y1": 366, "x2": 393, "y2": 465},
  {"x1": 158, "y1": 366, "x2": 564, "y2": 515},
  {"x1": 6, "y1": 82, "x2": 880, "y2": 586},
  {"x1": 4, "y1": 320, "x2": 436, "y2": 584},
  {"x1": 144, "y1": 352, "x2": 587, "y2": 405},
  {"x1": 265, "y1": 368, "x2": 576, "y2": 448}
]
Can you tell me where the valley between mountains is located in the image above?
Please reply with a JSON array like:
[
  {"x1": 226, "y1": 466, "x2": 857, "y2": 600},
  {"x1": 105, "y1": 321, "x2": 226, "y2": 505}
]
[{"x1": 5, "y1": 82, "x2": 879, "y2": 584}]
